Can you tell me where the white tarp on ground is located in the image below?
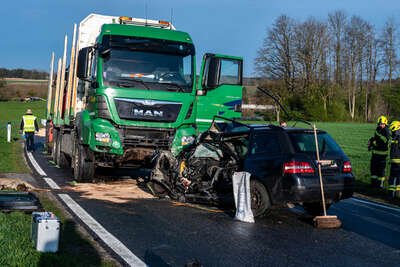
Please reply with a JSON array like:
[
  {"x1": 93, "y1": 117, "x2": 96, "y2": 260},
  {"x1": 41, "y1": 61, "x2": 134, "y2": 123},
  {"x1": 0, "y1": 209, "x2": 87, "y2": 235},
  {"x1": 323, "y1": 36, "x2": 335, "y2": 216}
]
[{"x1": 232, "y1": 172, "x2": 254, "y2": 223}]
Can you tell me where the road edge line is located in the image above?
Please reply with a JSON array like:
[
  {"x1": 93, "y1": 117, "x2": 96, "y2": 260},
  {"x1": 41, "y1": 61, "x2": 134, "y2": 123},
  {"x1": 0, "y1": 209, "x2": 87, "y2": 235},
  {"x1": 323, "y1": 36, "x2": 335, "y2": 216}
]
[
  {"x1": 351, "y1": 197, "x2": 400, "y2": 213},
  {"x1": 58, "y1": 194, "x2": 146, "y2": 267},
  {"x1": 26, "y1": 150, "x2": 146, "y2": 266}
]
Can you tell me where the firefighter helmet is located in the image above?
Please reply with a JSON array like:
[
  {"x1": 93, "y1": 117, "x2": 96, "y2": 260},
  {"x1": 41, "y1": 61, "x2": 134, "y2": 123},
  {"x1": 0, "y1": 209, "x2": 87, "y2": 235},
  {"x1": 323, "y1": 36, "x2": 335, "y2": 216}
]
[
  {"x1": 377, "y1": 115, "x2": 388, "y2": 125},
  {"x1": 390, "y1": 121, "x2": 400, "y2": 132}
]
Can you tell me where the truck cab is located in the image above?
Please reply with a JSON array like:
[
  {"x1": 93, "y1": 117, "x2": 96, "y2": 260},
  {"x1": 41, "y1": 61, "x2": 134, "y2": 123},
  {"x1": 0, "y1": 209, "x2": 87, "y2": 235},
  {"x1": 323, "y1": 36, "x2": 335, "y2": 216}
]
[{"x1": 49, "y1": 14, "x2": 243, "y2": 181}]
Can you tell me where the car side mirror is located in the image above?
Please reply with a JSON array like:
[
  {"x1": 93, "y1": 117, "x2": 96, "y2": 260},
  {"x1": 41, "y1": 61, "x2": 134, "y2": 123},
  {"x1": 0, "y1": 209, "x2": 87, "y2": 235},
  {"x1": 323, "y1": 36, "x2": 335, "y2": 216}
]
[{"x1": 77, "y1": 47, "x2": 93, "y2": 80}]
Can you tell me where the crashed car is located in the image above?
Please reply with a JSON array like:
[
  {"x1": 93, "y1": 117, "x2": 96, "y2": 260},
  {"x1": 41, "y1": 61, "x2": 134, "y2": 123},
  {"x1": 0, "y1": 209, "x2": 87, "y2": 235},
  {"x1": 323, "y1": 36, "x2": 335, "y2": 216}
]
[{"x1": 149, "y1": 118, "x2": 355, "y2": 217}]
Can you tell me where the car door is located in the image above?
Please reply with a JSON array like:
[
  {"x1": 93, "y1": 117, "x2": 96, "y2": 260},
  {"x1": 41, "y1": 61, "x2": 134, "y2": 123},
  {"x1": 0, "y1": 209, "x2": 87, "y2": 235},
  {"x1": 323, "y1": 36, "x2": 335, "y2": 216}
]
[
  {"x1": 196, "y1": 53, "x2": 243, "y2": 133},
  {"x1": 244, "y1": 131, "x2": 285, "y2": 201}
]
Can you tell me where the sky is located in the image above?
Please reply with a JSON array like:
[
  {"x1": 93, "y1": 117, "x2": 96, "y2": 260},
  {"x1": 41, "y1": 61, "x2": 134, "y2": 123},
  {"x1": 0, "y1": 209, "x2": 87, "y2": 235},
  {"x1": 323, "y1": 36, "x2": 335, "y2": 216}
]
[{"x1": 0, "y1": 0, "x2": 399, "y2": 77}]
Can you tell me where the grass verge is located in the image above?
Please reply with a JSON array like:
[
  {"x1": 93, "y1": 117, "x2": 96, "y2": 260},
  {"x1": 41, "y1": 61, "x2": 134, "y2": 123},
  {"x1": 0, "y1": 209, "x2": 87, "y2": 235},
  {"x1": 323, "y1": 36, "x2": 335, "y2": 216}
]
[
  {"x1": 0, "y1": 190, "x2": 118, "y2": 266},
  {"x1": 0, "y1": 101, "x2": 45, "y2": 173}
]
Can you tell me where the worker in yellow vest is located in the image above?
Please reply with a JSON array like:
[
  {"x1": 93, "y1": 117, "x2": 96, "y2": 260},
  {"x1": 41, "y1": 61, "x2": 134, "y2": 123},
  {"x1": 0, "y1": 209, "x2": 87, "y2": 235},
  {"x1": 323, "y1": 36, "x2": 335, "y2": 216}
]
[{"x1": 20, "y1": 109, "x2": 39, "y2": 151}]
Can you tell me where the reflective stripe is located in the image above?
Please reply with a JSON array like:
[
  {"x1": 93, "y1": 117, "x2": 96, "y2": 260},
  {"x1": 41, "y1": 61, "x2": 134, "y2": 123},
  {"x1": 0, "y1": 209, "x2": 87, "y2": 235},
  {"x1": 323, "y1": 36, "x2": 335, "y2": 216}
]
[
  {"x1": 391, "y1": 158, "x2": 400, "y2": 163},
  {"x1": 375, "y1": 130, "x2": 389, "y2": 143},
  {"x1": 23, "y1": 115, "x2": 36, "y2": 132},
  {"x1": 372, "y1": 150, "x2": 388, "y2": 155},
  {"x1": 371, "y1": 175, "x2": 378, "y2": 180},
  {"x1": 378, "y1": 177, "x2": 386, "y2": 181}
]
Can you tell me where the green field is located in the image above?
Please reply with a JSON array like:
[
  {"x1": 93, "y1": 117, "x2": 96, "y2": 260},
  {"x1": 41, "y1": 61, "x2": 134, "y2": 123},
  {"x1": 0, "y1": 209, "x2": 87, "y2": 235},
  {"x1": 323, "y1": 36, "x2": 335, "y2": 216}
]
[
  {"x1": 0, "y1": 101, "x2": 46, "y2": 173},
  {"x1": 312, "y1": 122, "x2": 373, "y2": 183}
]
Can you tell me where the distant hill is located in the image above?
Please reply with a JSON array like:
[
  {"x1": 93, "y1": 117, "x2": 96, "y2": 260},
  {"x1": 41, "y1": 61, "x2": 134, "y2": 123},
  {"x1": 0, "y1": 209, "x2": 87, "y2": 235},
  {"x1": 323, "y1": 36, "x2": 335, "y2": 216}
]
[{"x1": 0, "y1": 68, "x2": 48, "y2": 80}]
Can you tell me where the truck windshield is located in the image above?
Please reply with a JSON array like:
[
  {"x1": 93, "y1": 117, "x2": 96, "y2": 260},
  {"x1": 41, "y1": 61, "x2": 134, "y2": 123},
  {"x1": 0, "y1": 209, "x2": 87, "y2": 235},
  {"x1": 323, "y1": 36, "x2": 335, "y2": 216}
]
[{"x1": 101, "y1": 36, "x2": 194, "y2": 93}]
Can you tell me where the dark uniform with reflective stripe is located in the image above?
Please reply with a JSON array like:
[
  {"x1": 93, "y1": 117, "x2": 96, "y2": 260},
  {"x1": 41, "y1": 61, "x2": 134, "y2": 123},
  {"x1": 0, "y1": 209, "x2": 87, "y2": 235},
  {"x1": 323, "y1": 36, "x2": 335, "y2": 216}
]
[
  {"x1": 389, "y1": 130, "x2": 400, "y2": 196},
  {"x1": 369, "y1": 126, "x2": 390, "y2": 188}
]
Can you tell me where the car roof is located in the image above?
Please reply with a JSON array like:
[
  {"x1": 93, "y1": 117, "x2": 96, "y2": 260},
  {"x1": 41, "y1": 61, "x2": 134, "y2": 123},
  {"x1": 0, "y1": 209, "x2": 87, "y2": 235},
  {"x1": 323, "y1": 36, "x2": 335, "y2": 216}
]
[{"x1": 243, "y1": 124, "x2": 327, "y2": 134}]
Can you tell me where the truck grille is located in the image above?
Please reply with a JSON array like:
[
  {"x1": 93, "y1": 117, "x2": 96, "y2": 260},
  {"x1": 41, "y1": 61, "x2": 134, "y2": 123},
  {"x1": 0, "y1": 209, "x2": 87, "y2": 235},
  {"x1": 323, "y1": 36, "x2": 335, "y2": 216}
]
[
  {"x1": 118, "y1": 126, "x2": 175, "y2": 150},
  {"x1": 115, "y1": 98, "x2": 182, "y2": 122}
]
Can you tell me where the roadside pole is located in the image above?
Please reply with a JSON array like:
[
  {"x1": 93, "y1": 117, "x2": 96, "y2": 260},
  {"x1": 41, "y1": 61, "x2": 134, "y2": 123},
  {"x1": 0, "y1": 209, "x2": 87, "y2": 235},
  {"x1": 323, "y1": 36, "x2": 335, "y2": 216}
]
[{"x1": 7, "y1": 122, "x2": 11, "y2": 143}]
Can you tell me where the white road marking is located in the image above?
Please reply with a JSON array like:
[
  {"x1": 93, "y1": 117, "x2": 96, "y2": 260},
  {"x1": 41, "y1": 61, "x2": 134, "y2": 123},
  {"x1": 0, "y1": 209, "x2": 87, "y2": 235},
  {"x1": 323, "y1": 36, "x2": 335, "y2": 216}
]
[
  {"x1": 27, "y1": 151, "x2": 60, "y2": 189},
  {"x1": 43, "y1": 177, "x2": 61, "y2": 190},
  {"x1": 27, "y1": 151, "x2": 47, "y2": 176},
  {"x1": 58, "y1": 194, "x2": 146, "y2": 267},
  {"x1": 350, "y1": 197, "x2": 400, "y2": 213},
  {"x1": 26, "y1": 151, "x2": 146, "y2": 266}
]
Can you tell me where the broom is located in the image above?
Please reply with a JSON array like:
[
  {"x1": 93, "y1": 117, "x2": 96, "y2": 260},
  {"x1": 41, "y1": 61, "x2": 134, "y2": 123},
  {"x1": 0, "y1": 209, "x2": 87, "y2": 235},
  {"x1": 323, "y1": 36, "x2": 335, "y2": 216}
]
[{"x1": 312, "y1": 124, "x2": 342, "y2": 229}]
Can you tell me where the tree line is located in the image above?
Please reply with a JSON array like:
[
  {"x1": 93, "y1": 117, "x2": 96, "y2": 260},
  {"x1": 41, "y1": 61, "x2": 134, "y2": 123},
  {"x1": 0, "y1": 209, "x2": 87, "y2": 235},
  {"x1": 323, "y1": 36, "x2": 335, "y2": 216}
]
[
  {"x1": 255, "y1": 11, "x2": 400, "y2": 122},
  {"x1": 0, "y1": 68, "x2": 48, "y2": 80}
]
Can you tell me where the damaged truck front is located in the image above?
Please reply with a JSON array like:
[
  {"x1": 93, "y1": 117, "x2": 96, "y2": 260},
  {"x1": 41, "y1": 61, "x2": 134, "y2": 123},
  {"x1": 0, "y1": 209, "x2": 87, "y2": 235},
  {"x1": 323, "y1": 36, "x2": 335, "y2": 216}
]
[{"x1": 46, "y1": 14, "x2": 243, "y2": 181}]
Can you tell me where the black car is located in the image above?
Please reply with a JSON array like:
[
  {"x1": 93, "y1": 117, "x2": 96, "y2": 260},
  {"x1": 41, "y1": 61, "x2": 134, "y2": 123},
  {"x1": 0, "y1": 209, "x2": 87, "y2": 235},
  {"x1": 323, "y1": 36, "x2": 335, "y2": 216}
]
[{"x1": 149, "y1": 119, "x2": 355, "y2": 217}]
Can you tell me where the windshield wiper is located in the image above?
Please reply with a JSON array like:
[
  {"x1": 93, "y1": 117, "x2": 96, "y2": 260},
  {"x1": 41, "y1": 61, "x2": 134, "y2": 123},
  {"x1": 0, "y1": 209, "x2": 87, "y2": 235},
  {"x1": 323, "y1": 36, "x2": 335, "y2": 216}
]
[
  {"x1": 159, "y1": 82, "x2": 186, "y2": 92},
  {"x1": 115, "y1": 78, "x2": 150, "y2": 90}
]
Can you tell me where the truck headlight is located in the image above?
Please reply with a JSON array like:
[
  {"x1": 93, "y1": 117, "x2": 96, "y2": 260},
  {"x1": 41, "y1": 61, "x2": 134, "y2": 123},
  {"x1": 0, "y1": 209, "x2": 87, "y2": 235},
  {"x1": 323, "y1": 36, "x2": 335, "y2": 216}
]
[
  {"x1": 181, "y1": 136, "x2": 195, "y2": 146},
  {"x1": 95, "y1": 132, "x2": 111, "y2": 143}
]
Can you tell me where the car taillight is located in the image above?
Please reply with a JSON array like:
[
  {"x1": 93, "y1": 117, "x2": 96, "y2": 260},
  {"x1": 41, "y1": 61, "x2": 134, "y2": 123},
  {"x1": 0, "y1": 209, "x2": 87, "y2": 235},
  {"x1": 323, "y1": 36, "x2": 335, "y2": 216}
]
[
  {"x1": 342, "y1": 161, "x2": 352, "y2": 173},
  {"x1": 283, "y1": 161, "x2": 315, "y2": 174}
]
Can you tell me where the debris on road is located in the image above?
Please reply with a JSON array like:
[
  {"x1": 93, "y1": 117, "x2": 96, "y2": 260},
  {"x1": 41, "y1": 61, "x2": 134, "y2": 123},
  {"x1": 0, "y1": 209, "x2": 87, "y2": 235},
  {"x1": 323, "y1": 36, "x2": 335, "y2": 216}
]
[
  {"x1": 0, "y1": 191, "x2": 41, "y2": 212},
  {"x1": 0, "y1": 178, "x2": 35, "y2": 191},
  {"x1": 64, "y1": 179, "x2": 155, "y2": 203}
]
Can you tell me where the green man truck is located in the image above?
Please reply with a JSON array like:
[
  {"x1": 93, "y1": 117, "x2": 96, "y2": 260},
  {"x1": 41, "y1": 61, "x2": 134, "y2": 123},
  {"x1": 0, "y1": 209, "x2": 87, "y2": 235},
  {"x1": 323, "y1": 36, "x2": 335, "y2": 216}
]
[{"x1": 47, "y1": 13, "x2": 243, "y2": 181}]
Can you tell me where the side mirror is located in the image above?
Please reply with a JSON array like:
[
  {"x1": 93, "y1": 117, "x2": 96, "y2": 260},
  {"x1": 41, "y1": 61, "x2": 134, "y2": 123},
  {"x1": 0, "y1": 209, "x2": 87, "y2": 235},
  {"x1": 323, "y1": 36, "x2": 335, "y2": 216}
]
[
  {"x1": 77, "y1": 47, "x2": 92, "y2": 79},
  {"x1": 204, "y1": 57, "x2": 219, "y2": 90}
]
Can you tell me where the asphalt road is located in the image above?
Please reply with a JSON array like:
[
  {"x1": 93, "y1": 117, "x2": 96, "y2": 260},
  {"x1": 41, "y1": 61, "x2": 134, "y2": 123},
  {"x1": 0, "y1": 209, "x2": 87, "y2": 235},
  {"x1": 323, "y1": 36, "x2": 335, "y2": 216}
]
[{"x1": 28, "y1": 140, "x2": 400, "y2": 267}]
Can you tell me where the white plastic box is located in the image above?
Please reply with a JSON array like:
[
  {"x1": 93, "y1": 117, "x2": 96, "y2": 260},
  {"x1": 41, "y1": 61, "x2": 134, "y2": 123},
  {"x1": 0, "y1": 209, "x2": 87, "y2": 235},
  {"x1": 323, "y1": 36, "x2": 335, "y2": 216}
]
[{"x1": 31, "y1": 212, "x2": 60, "y2": 252}]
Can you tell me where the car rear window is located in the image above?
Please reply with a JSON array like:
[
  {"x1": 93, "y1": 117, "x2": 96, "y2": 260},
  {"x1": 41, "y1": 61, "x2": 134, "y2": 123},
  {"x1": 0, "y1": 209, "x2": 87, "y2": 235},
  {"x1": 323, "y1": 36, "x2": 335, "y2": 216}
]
[{"x1": 288, "y1": 132, "x2": 342, "y2": 155}]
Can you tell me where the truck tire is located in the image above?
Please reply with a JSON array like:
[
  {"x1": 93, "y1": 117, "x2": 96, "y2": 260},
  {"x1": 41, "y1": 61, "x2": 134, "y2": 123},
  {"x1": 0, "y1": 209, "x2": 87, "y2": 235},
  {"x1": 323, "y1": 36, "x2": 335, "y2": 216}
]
[
  {"x1": 250, "y1": 180, "x2": 271, "y2": 217},
  {"x1": 57, "y1": 134, "x2": 69, "y2": 169},
  {"x1": 73, "y1": 141, "x2": 95, "y2": 182},
  {"x1": 303, "y1": 202, "x2": 331, "y2": 216},
  {"x1": 52, "y1": 129, "x2": 59, "y2": 164}
]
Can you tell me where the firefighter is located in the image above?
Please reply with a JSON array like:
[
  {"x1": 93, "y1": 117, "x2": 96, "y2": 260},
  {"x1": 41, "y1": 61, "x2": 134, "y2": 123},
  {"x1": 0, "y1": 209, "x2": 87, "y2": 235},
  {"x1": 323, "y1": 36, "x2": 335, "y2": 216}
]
[
  {"x1": 389, "y1": 120, "x2": 400, "y2": 197},
  {"x1": 368, "y1": 115, "x2": 390, "y2": 188},
  {"x1": 20, "y1": 109, "x2": 39, "y2": 152}
]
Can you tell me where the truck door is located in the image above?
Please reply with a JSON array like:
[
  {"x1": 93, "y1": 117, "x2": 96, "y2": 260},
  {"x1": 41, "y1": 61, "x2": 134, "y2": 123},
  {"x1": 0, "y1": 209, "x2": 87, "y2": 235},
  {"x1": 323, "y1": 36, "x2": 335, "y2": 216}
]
[{"x1": 196, "y1": 53, "x2": 243, "y2": 132}]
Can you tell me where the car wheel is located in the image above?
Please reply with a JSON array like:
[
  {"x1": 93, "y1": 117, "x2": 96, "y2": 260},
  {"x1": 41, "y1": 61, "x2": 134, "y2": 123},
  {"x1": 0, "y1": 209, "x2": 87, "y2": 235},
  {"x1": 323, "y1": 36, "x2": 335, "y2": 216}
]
[
  {"x1": 73, "y1": 141, "x2": 95, "y2": 182},
  {"x1": 250, "y1": 180, "x2": 271, "y2": 217},
  {"x1": 303, "y1": 202, "x2": 331, "y2": 216},
  {"x1": 146, "y1": 181, "x2": 168, "y2": 198}
]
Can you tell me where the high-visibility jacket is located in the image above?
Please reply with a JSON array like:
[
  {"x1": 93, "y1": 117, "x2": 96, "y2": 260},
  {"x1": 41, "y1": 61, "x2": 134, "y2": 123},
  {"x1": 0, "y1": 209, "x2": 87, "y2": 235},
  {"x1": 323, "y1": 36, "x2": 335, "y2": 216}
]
[
  {"x1": 370, "y1": 126, "x2": 390, "y2": 155},
  {"x1": 21, "y1": 115, "x2": 38, "y2": 133}
]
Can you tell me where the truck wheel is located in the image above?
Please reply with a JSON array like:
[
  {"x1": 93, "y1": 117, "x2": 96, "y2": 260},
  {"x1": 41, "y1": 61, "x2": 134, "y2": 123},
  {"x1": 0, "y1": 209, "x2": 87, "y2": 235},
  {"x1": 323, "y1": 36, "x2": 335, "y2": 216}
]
[
  {"x1": 73, "y1": 142, "x2": 95, "y2": 182},
  {"x1": 303, "y1": 202, "x2": 331, "y2": 216},
  {"x1": 57, "y1": 134, "x2": 69, "y2": 168},
  {"x1": 250, "y1": 180, "x2": 271, "y2": 217},
  {"x1": 52, "y1": 129, "x2": 59, "y2": 164}
]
